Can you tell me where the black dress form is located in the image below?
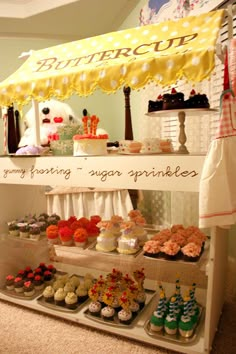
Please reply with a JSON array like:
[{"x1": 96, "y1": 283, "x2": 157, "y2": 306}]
[{"x1": 7, "y1": 105, "x2": 18, "y2": 153}]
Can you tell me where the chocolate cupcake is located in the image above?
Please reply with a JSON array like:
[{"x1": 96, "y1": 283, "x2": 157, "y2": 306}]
[{"x1": 23, "y1": 281, "x2": 35, "y2": 297}]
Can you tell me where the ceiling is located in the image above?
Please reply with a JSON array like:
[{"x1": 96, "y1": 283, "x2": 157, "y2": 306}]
[{"x1": 0, "y1": 0, "x2": 140, "y2": 41}]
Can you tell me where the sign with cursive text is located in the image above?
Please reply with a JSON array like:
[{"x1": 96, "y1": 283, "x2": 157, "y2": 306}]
[{"x1": 0, "y1": 155, "x2": 205, "y2": 192}]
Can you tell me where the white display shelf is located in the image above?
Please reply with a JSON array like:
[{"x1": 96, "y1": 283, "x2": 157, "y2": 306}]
[
  {"x1": 0, "y1": 262, "x2": 207, "y2": 354},
  {"x1": 0, "y1": 154, "x2": 228, "y2": 354}
]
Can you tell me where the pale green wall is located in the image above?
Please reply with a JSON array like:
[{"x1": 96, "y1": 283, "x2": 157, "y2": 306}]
[{"x1": 0, "y1": 0, "x2": 146, "y2": 146}]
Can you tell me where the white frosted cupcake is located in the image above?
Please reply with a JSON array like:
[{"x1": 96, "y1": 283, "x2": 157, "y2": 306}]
[
  {"x1": 65, "y1": 292, "x2": 78, "y2": 309},
  {"x1": 101, "y1": 306, "x2": 115, "y2": 321},
  {"x1": 43, "y1": 285, "x2": 55, "y2": 303},
  {"x1": 118, "y1": 309, "x2": 132, "y2": 325},
  {"x1": 54, "y1": 288, "x2": 66, "y2": 306},
  {"x1": 88, "y1": 301, "x2": 102, "y2": 317}
]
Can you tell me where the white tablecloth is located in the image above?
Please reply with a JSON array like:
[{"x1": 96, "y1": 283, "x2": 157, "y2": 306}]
[{"x1": 45, "y1": 187, "x2": 133, "y2": 219}]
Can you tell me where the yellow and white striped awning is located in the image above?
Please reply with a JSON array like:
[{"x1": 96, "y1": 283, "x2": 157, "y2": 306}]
[{"x1": 0, "y1": 9, "x2": 224, "y2": 108}]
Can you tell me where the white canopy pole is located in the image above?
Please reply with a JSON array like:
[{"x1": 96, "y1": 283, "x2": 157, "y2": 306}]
[{"x1": 32, "y1": 99, "x2": 41, "y2": 146}]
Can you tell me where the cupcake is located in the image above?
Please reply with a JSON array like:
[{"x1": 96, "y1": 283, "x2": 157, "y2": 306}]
[
  {"x1": 101, "y1": 305, "x2": 115, "y2": 321},
  {"x1": 118, "y1": 308, "x2": 132, "y2": 325},
  {"x1": 59, "y1": 226, "x2": 74, "y2": 246},
  {"x1": 64, "y1": 281, "x2": 76, "y2": 294},
  {"x1": 37, "y1": 221, "x2": 47, "y2": 236},
  {"x1": 88, "y1": 300, "x2": 102, "y2": 317},
  {"x1": 164, "y1": 314, "x2": 178, "y2": 335},
  {"x1": 161, "y1": 240, "x2": 181, "y2": 260},
  {"x1": 76, "y1": 285, "x2": 88, "y2": 303},
  {"x1": 29, "y1": 225, "x2": 41, "y2": 241},
  {"x1": 43, "y1": 270, "x2": 53, "y2": 284},
  {"x1": 90, "y1": 215, "x2": 102, "y2": 225},
  {"x1": 46, "y1": 225, "x2": 59, "y2": 244},
  {"x1": 53, "y1": 279, "x2": 65, "y2": 291},
  {"x1": 17, "y1": 269, "x2": 26, "y2": 279},
  {"x1": 43, "y1": 285, "x2": 55, "y2": 303},
  {"x1": 47, "y1": 264, "x2": 57, "y2": 275},
  {"x1": 24, "y1": 266, "x2": 33, "y2": 276},
  {"x1": 83, "y1": 278, "x2": 94, "y2": 291},
  {"x1": 136, "y1": 289, "x2": 146, "y2": 309},
  {"x1": 26, "y1": 272, "x2": 35, "y2": 282},
  {"x1": 101, "y1": 289, "x2": 116, "y2": 321},
  {"x1": 18, "y1": 223, "x2": 30, "y2": 238},
  {"x1": 73, "y1": 228, "x2": 88, "y2": 247},
  {"x1": 65, "y1": 292, "x2": 78, "y2": 309},
  {"x1": 118, "y1": 291, "x2": 133, "y2": 325},
  {"x1": 181, "y1": 242, "x2": 202, "y2": 262},
  {"x1": 34, "y1": 267, "x2": 43, "y2": 277},
  {"x1": 150, "y1": 311, "x2": 165, "y2": 332},
  {"x1": 88, "y1": 283, "x2": 102, "y2": 316},
  {"x1": 54, "y1": 288, "x2": 66, "y2": 306},
  {"x1": 67, "y1": 276, "x2": 80, "y2": 289},
  {"x1": 14, "y1": 277, "x2": 24, "y2": 293},
  {"x1": 143, "y1": 240, "x2": 162, "y2": 258},
  {"x1": 33, "y1": 275, "x2": 44, "y2": 290},
  {"x1": 8, "y1": 222, "x2": 19, "y2": 236},
  {"x1": 38, "y1": 262, "x2": 48, "y2": 273},
  {"x1": 5, "y1": 275, "x2": 15, "y2": 290},
  {"x1": 178, "y1": 315, "x2": 194, "y2": 337},
  {"x1": 23, "y1": 281, "x2": 35, "y2": 297},
  {"x1": 164, "y1": 297, "x2": 178, "y2": 335},
  {"x1": 129, "y1": 300, "x2": 140, "y2": 315},
  {"x1": 85, "y1": 221, "x2": 99, "y2": 243}
]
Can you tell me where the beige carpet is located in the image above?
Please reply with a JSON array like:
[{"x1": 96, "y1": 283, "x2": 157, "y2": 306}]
[{"x1": 0, "y1": 298, "x2": 235, "y2": 354}]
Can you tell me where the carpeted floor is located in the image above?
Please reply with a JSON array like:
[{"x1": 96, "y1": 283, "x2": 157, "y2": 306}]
[{"x1": 0, "y1": 299, "x2": 235, "y2": 354}]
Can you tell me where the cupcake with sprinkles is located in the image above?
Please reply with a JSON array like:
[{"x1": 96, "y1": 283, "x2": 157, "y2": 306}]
[{"x1": 88, "y1": 283, "x2": 102, "y2": 317}]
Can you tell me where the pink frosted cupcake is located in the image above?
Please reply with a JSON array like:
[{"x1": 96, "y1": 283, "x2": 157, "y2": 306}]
[
  {"x1": 143, "y1": 240, "x2": 162, "y2": 258},
  {"x1": 181, "y1": 242, "x2": 202, "y2": 262},
  {"x1": 161, "y1": 240, "x2": 181, "y2": 260},
  {"x1": 152, "y1": 229, "x2": 172, "y2": 245}
]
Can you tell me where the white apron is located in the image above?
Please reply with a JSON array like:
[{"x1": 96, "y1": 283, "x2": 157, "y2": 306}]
[{"x1": 199, "y1": 45, "x2": 236, "y2": 228}]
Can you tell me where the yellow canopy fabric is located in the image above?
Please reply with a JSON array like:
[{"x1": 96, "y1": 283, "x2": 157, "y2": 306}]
[{"x1": 0, "y1": 9, "x2": 224, "y2": 108}]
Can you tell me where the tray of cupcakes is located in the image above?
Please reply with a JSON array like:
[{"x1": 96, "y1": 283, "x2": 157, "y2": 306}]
[
  {"x1": 1, "y1": 263, "x2": 58, "y2": 300},
  {"x1": 37, "y1": 272, "x2": 96, "y2": 313},
  {"x1": 142, "y1": 224, "x2": 209, "y2": 263},
  {"x1": 84, "y1": 267, "x2": 156, "y2": 328},
  {"x1": 144, "y1": 279, "x2": 204, "y2": 344}
]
